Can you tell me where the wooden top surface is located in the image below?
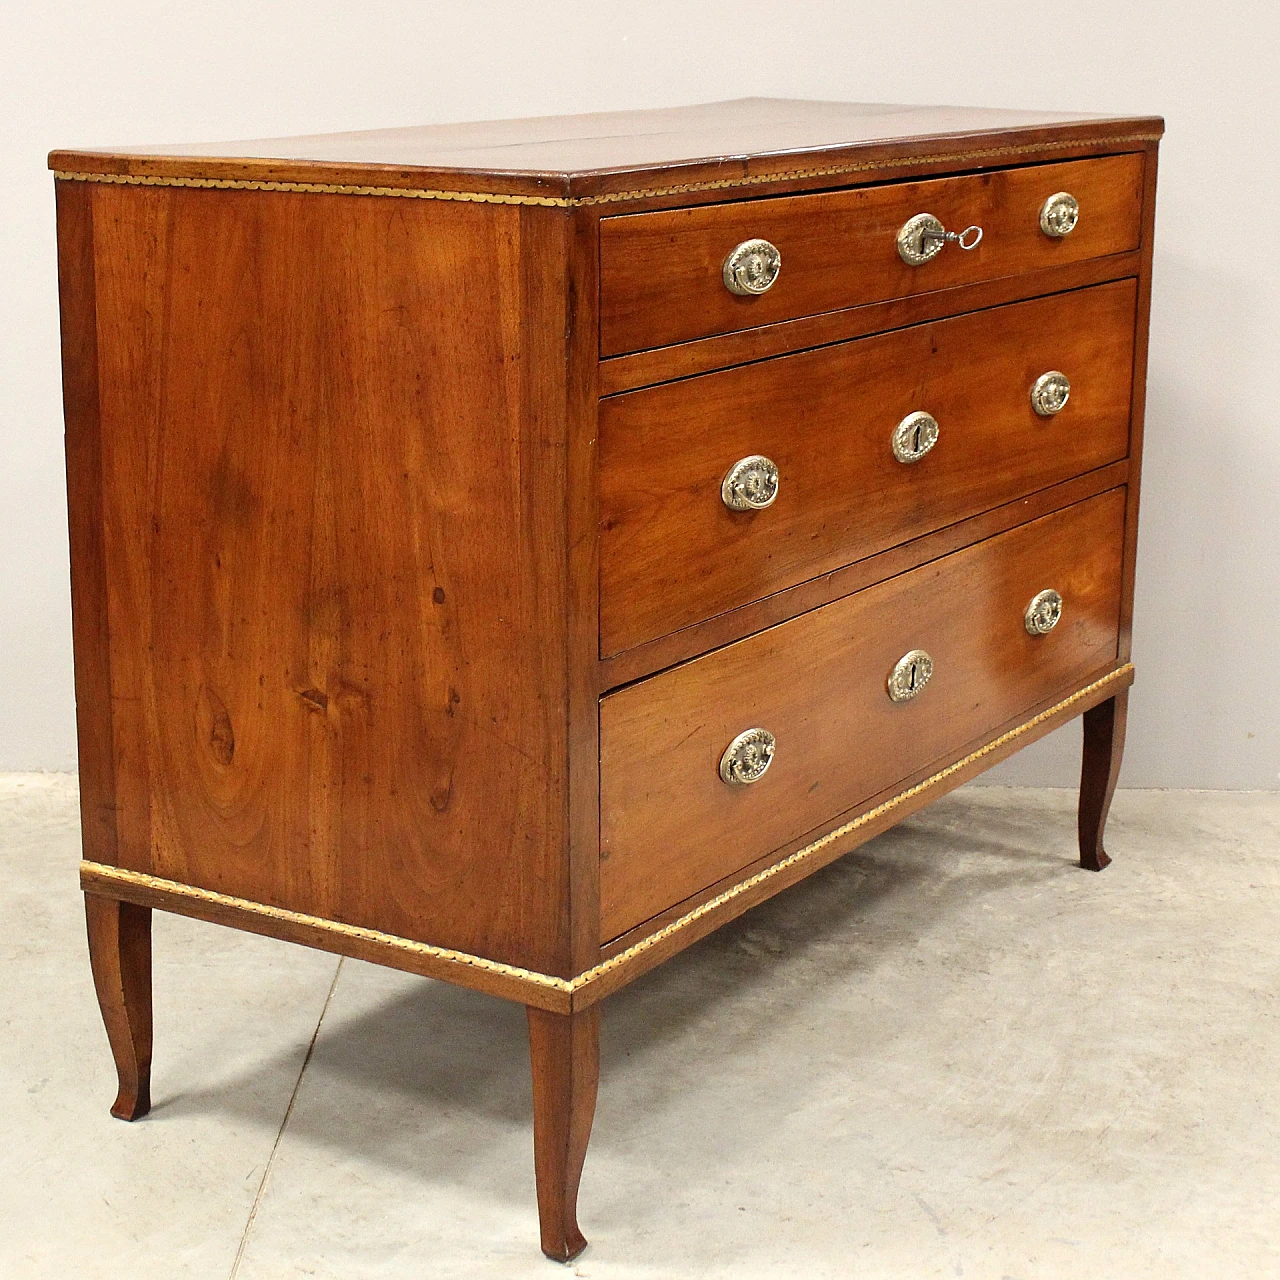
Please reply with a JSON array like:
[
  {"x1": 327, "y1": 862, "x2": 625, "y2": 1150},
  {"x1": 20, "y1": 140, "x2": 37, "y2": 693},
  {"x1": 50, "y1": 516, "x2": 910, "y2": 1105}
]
[{"x1": 50, "y1": 98, "x2": 1163, "y2": 203}]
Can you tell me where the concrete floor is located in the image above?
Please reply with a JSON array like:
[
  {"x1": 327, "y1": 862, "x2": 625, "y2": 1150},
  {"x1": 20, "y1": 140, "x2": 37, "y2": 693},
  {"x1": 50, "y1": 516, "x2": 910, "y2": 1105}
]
[{"x1": 2, "y1": 774, "x2": 1278, "y2": 1279}]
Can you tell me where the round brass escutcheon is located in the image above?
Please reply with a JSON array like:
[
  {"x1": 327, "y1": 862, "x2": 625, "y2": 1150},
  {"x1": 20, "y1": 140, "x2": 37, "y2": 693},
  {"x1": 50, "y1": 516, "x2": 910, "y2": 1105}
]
[
  {"x1": 1040, "y1": 191, "x2": 1080, "y2": 238},
  {"x1": 897, "y1": 212, "x2": 947, "y2": 266},
  {"x1": 887, "y1": 649, "x2": 934, "y2": 703},
  {"x1": 1031, "y1": 370, "x2": 1071, "y2": 417},
  {"x1": 721, "y1": 455, "x2": 780, "y2": 511},
  {"x1": 722, "y1": 238, "x2": 782, "y2": 295},
  {"x1": 719, "y1": 727, "x2": 776, "y2": 786},
  {"x1": 1025, "y1": 589, "x2": 1064, "y2": 636},
  {"x1": 892, "y1": 411, "x2": 940, "y2": 464}
]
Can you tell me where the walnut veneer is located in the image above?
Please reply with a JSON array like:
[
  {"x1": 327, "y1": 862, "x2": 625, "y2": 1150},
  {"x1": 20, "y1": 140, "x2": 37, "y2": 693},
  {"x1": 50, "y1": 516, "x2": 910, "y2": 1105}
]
[{"x1": 52, "y1": 97, "x2": 1161, "y2": 1260}]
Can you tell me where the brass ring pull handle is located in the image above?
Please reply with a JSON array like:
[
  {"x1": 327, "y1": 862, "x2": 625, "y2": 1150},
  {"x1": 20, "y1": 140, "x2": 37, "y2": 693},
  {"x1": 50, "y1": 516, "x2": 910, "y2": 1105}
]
[
  {"x1": 719, "y1": 728, "x2": 776, "y2": 785},
  {"x1": 722, "y1": 238, "x2": 782, "y2": 295},
  {"x1": 721, "y1": 455, "x2": 779, "y2": 511},
  {"x1": 1030, "y1": 371, "x2": 1071, "y2": 416},
  {"x1": 887, "y1": 649, "x2": 934, "y2": 703},
  {"x1": 897, "y1": 213, "x2": 984, "y2": 266},
  {"x1": 1025, "y1": 589, "x2": 1064, "y2": 635},
  {"x1": 892, "y1": 411, "x2": 940, "y2": 464},
  {"x1": 1040, "y1": 192, "x2": 1080, "y2": 237}
]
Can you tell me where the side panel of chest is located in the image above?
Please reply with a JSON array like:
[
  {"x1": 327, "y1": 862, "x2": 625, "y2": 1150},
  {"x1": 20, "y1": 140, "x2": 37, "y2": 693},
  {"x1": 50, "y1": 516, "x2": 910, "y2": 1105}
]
[{"x1": 63, "y1": 182, "x2": 577, "y2": 972}]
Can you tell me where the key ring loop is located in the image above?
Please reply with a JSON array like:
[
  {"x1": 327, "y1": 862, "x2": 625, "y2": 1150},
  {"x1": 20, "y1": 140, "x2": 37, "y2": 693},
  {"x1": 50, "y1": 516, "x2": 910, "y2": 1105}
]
[{"x1": 955, "y1": 224, "x2": 983, "y2": 251}]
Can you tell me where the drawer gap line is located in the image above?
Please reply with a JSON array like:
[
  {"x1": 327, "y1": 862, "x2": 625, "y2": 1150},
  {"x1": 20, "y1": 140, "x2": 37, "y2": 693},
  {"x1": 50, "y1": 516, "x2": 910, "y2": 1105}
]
[
  {"x1": 599, "y1": 263, "x2": 1142, "y2": 395},
  {"x1": 599, "y1": 475, "x2": 1130, "y2": 681}
]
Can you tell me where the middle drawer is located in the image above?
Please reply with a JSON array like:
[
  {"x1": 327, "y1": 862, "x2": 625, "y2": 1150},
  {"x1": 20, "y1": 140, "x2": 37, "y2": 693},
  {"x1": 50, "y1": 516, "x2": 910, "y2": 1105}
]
[{"x1": 599, "y1": 279, "x2": 1136, "y2": 656}]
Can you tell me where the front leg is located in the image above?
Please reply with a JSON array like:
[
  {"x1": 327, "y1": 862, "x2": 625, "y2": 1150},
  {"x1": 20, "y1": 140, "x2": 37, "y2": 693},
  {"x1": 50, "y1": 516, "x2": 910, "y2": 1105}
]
[
  {"x1": 527, "y1": 1004, "x2": 600, "y2": 1262},
  {"x1": 1079, "y1": 689, "x2": 1129, "y2": 872},
  {"x1": 85, "y1": 895, "x2": 153, "y2": 1120}
]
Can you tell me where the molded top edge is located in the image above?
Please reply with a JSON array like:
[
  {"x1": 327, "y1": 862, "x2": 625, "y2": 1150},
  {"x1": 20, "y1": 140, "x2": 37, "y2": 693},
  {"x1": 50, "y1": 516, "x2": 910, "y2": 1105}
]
[{"x1": 49, "y1": 97, "x2": 1164, "y2": 201}]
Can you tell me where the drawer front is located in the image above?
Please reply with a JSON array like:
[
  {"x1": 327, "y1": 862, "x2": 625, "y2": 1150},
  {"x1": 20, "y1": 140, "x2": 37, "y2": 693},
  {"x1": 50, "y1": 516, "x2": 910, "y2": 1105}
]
[
  {"x1": 599, "y1": 153, "x2": 1144, "y2": 356},
  {"x1": 599, "y1": 488, "x2": 1126, "y2": 941},
  {"x1": 600, "y1": 280, "x2": 1136, "y2": 656}
]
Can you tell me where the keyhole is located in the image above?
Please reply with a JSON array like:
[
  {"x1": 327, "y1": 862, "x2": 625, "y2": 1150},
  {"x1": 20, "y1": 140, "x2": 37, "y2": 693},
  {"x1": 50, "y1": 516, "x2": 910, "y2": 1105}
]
[{"x1": 888, "y1": 649, "x2": 932, "y2": 702}]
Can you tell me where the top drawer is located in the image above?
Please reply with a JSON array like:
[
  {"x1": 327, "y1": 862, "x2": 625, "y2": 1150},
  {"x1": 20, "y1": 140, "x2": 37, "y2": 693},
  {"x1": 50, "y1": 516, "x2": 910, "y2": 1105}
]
[{"x1": 599, "y1": 153, "x2": 1144, "y2": 356}]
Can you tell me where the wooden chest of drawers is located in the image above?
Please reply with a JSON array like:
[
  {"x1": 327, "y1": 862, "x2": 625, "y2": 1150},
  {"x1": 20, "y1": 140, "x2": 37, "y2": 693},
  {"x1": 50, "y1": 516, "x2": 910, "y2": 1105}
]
[{"x1": 51, "y1": 98, "x2": 1162, "y2": 1260}]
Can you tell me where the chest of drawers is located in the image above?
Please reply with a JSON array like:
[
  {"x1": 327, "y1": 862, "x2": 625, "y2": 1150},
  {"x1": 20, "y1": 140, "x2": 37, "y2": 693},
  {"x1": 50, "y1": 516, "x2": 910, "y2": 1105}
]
[{"x1": 52, "y1": 98, "x2": 1162, "y2": 1260}]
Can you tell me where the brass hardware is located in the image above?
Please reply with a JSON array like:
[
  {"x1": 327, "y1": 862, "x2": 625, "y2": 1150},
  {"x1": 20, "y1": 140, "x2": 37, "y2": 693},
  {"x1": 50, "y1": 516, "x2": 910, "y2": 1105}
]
[
  {"x1": 1031, "y1": 371, "x2": 1071, "y2": 416},
  {"x1": 719, "y1": 728, "x2": 777, "y2": 786},
  {"x1": 892, "y1": 411, "x2": 940, "y2": 464},
  {"x1": 899, "y1": 214, "x2": 946, "y2": 265},
  {"x1": 721, "y1": 455, "x2": 780, "y2": 511},
  {"x1": 897, "y1": 213, "x2": 983, "y2": 266},
  {"x1": 1025, "y1": 589, "x2": 1064, "y2": 635},
  {"x1": 887, "y1": 649, "x2": 934, "y2": 703},
  {"x1": 1040, "y1": 191, "x2": 1080, "y2": 237},
  {"x1": 722, "y1": 238, "x2": 782, "y2": 295}
]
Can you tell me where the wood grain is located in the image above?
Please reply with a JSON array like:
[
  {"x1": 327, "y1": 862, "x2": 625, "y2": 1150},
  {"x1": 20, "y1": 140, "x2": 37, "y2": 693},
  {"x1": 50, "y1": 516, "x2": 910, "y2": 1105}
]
[
  {"x1": 600, "y1": 280, "x2": 1137, "y2": 656},
  {"x1": 84, "y1": 895, "x2": 153, "y2": 1120},
  {"x1": 599, "y1": 153, "x2": 1145, "y2": 355},
  {"x1": 600, "y1": 489, "x2": 1127, "y2": 940},
  {"x1": 65, "y1": 181, "x2": 576, "y2": 975}
]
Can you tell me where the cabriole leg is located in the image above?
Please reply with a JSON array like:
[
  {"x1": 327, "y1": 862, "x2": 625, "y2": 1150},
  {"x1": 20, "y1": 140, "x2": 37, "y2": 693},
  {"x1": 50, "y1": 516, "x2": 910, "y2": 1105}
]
[
  {"x1": 527, "y1": 1003, "x2": 600, "y2": 1262},
  {"x1": 1079, "y1": 689, "x2": 1129, "y2": 872},
  {"x1": 84, "y1": 894, "x2": 153, "y2": 1120}
]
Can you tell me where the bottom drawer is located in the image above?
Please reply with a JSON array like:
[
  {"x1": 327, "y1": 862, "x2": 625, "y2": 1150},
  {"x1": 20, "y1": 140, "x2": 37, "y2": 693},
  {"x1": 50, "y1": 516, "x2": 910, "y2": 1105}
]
[{"x1": 599, "y1": 488, "x2": 1126, "y2": 941}]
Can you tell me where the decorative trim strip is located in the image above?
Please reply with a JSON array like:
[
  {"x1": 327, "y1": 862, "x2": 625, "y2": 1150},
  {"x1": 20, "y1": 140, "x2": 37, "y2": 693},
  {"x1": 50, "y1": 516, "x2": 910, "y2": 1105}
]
[
  {"x1": 81, "y1": 663, "x2": 1133, "y2": 1000},
  {"x1": 578, "y1": 134, "x2": 1160, "y2": 207},
  {"x1": 79, "y1": 862, "x2": 576, "y2": 991},
  {"x1": 52, "y1": 169, "x2": 573, "y2": 207},
  {"x1": 52, "y1": 132, "x2": 1159, "y2": 208}
]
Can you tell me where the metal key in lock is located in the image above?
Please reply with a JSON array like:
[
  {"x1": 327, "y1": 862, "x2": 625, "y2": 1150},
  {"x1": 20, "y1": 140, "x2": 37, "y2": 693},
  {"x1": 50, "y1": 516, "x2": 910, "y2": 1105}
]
[
  {"x1": 922, "y1": 224, "x2": 984, "y2": 252},
  {"x1": 897, "y1": 213, "x2": 984, "y2": 266}
]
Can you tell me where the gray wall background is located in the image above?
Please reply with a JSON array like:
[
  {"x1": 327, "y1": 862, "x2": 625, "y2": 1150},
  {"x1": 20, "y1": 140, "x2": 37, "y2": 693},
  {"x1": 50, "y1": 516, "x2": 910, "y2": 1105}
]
[{"x1": 1, "y1": 1, "x2": 1276, "y2": 787}]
